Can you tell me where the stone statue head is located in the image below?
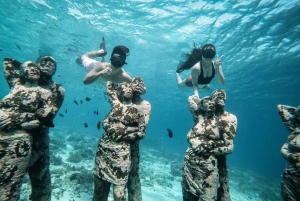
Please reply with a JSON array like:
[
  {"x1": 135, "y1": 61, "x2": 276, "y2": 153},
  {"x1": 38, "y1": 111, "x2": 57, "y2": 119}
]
[
  {"x1": 212, "y1": 89, "x2": 226, "y2": 108},
  {"x1": 131, "y1": 77, "x2": 146, "y2": 95},
  {"x1": 117, "y1": 83, "x2": 133, "y2": 102},
  {"x1": 199, "y1": 96, "x2": 215, "y2": 114},
  {"x1": 20, "y1": 61, "x2": 41, "y2": 82},
  {"x1": 38, "y1": 56, "x2": 57, "y2": 77}
]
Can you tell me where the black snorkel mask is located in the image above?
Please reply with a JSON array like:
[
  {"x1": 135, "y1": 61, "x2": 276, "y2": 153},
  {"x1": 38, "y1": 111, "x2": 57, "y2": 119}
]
[
  {"x1": 110, "y1": 54, "x2": 127, "y2": 68},
  {"x1": 202, "y1": 49, "x2": 216, "y2": 59}
]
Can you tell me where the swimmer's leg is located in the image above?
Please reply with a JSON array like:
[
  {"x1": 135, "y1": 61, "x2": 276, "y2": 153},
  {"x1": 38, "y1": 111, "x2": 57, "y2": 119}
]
[
  {"x1": 100, "y1": 37, "x2": 106, "y2": 62},
  {"x1": 201, "y1": 84, "x2": 210, "y2": 90},
  {"x1": 176, "y1": 73, "x2": 188, "y2": 88},
  {"x1": 76, "y1": 37, "x2": 107, "y2": 65}
]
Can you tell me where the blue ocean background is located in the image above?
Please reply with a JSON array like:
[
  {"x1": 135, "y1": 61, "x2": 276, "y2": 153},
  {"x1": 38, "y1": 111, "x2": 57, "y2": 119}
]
[{"x1": 0, "y1": 0, "x2": 300, "y2": 200}]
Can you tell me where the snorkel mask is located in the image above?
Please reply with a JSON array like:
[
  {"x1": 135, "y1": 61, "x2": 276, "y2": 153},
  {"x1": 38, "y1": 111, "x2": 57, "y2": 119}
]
[
  {"x1": 110, "y1": 54, "x2": 127, "y2": 68},
  {"x1": 202, "y1": 48, "x2": 216, "y2": 59}
]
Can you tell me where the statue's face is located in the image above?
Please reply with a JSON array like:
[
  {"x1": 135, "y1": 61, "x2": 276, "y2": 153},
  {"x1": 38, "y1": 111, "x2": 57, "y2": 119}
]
[
  {"x1": 212, "y1": 91, "x2": 226, "y2": 107},
  {"x1": 23, "y1": 63, "x2": 40, "y2": 81},
  {"x1": 118, "y1": 83, "x2": 133, "y2": 99},
  {"x1": 39, "y1": 59, "x2": 56, "y2": 77},
  {"x1": 131, "y1": 77, "x2": 146, "y2": 95},
  {"x1": 201, "y1": 97, "x2": 215, "y2": 112}
]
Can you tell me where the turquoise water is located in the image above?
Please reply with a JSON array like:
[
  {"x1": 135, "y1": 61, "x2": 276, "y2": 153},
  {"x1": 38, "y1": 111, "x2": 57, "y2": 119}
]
[{"x1": 0, "y1": 0, "x2": 300, "y2": 198}]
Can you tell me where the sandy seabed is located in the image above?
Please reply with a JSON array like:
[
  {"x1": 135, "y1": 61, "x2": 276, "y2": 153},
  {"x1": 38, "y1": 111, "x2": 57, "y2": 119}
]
[{"x1": 19, "y1": 128, "x2": 281, "y2": 201}]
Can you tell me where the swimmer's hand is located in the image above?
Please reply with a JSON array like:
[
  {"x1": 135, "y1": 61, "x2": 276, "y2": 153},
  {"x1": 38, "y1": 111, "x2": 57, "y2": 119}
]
[
  {"x1": 101, "y1": 67, "x2": 112, "y2": 75},
  {"x1": 192, "y1": 95, "x2": 201, "y2": 104},
  {"x1": 214, "y1": 54, "x2": 224, "y2": 71}
]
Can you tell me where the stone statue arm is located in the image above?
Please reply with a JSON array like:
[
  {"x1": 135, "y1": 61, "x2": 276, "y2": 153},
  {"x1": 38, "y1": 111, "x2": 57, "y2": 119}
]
[
  {"x1": 122, "y1": 112, "x2": 146, "y2": 141},
  {"x1": 281, "y1": 142, "x2": 300, "y2": 165},
  {"x1": 277, "y1": 104, "x2": 299, "y2": 132},
  {"x1": 115, "y1": 101, "x2": 151, "y2": 142},
  {"x1": 211, "y1": 116, "x2": 237, "y2": 155},
  {"x1": 102, "y1": 115, "x2": 139, "y2": 142},
  {"x1": 3, "y1": 57, "x2": 22, "y2": 88},
  {"x1": 106, "y1": 81, "x2": 119, "y2": 107},
  {"x1": 34, "y1": 92, "x2": 58, "y2": 128},
  {"x1": 52, "y1": 84, "x2": 65, "y2": 110},
  {"x1": 188, "y1": 95, "x2": 200, "y2": 120},
  {"x1": 0, "y1": 110, "x2": 41, "y2": 130}
]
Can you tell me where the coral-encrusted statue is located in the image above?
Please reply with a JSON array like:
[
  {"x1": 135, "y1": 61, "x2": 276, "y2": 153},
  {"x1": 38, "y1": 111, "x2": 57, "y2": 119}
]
[
  {"x1": 277, "y1": 104, "x2": 300, "y2": 200},
  {"x1": 93, "y1": 78, "x2": 151, "y2": 201},
  {"x1": 0, "y1": 57, "x2": 64, "y2": 200},
  {"x1": 182, "y1": 89, "x2": 237, "y2": 201}
]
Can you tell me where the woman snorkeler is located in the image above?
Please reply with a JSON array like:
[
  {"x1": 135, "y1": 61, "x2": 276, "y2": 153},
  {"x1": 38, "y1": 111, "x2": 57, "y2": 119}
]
[{"x1": 176, "y1": 44, "x2": 225, "y2": 98}]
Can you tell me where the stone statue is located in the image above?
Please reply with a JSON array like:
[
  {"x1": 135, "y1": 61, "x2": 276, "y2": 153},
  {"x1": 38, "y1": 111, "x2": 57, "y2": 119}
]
[
  {"x1": 277, "y1": 104, "x2": 300, "y2": 200},
  {"x1": 182, "y1": 89, "x2": 237, "y2": 201},
  {"x1": 0, "y1": 57, "x2": 65, "y2": 200},
  {"x1": 93, "y1": 79, "x2": 151, "y2": 201},
  {"x1": 212, "y1": 89, "x2": 237, "y2": 201}
]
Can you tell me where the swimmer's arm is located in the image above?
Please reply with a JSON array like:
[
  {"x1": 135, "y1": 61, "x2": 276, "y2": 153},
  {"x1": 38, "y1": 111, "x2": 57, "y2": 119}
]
[
  {"x1": 191, "y1": 65, "x2": 200, "y2": 97},
  {"x1": 83, "y1": 64, "x2": 109, "y2": 85},
  {"x1": 215, "y1": 65, "x2": 225, "y2": 85},
  {"x1": 214, "y1": 55, "x2": 225, "y2": 85},
  {"x1": 120, "y1": 70, "x2": 132, "y2": 83}
]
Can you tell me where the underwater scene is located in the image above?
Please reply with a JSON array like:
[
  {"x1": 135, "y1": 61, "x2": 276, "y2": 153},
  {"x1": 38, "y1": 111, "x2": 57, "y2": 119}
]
[{"x1": 0, "y1": 0, "x2": 300, "y2": 200}]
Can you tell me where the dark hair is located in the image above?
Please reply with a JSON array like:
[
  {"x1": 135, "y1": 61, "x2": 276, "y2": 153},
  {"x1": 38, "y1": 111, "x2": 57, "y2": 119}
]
[
  {"x1": 111, "y1": 45, "x2": 130, "y2": 59},
  {"x1": 176, "y1": 44, "x2": 216, "y2": 73}
]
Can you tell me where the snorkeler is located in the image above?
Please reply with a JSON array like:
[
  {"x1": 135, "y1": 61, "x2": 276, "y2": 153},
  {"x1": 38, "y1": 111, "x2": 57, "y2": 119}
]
[
  {"x1": 77, "y1": 37, "x2": 132, "y2": 85},
  {"x1": 176, "y1": 44, "x2": 225, "y2": 98}
]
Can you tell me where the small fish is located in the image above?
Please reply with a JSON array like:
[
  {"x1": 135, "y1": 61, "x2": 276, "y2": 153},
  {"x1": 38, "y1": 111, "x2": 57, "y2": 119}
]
[
  {"x1": 14, "y1": 43, "x2": 21, "y2": 50},
  {"x1": 94, "y1": 111, "x2": 96, "y2": 114},
  {"x1": 65, "y1": 109, "x2": 67, "y2": 113},
  {"x1": 86, "y1": 97, "x2": 91, "y2": 101},
  {"x1": 96, "y1": 110, "x2": 98, "y2": 115},
  {"x1": 58, "y1": 113, "x2": 64, "y2": 117},
  {"x1": 167, "y1": 128, "x2": 173, "y2": 138},
  {"x1": 84, "y1": 123, "x2": 88, "y2": 128},
  {"x1": 74, "y1": 100, "x2": 78, "y2": 105},
  {"x1": 97, "y1": 121, "x2": 101, "y2": 130},
  {"x1": 80, "y1": 100, "x2": 83, "y2": 104}
]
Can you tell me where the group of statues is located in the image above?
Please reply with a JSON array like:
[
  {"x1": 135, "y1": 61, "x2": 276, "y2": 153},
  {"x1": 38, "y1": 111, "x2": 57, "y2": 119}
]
[
  {"x1": 0, "y1": 56, "x2": 65, "y2": 200},
  {"x1": 182, "y1": 90, "x2": 237, "y2": 201},
  {"x1": 0, "y1": 53, "x2": 299, "y2": 201}
]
